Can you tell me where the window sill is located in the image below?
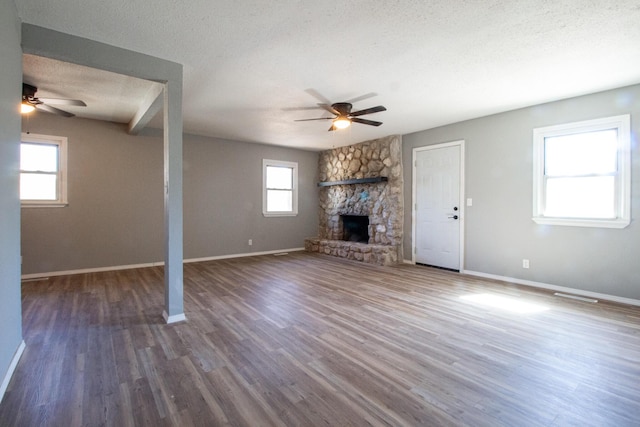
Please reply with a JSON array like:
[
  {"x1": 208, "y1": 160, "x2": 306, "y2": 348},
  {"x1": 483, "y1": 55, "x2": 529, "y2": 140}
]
[
  {"x1": 533, "y1": 216, "x2": 629, "y2": 229},
  {"x1": 21, "y1": 202, "x2": 68, "y2": 208},
  {"x1": 263, "y1": 212, "x2": 298, "y2": 217}
]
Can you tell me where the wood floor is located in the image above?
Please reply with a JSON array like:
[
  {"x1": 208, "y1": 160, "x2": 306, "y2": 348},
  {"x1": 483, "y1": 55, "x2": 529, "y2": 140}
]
[{"x1": 2, "y1": 252, "x2": 639, "y2": 426}]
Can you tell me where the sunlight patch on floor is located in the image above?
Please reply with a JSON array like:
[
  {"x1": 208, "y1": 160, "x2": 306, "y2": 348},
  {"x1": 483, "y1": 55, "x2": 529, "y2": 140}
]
[{"x1": 460, "y1": 293, "x2": 550, "y2": 314}]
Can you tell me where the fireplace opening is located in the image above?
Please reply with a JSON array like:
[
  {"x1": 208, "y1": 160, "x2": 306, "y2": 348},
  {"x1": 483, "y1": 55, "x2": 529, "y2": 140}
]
[{"x1": 341, "y1": 215, "x2": 369, "y2": 243}]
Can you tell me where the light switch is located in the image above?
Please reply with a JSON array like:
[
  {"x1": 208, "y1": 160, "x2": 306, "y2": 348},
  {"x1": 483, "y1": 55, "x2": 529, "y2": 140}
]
[{"x1": 466, "y1": 198, "x2": 473, "y2": 207}]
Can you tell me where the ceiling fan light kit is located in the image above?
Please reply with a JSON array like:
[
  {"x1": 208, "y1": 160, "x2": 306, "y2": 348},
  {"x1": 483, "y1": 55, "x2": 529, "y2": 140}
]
[
  {"x1": 295, "y1": 101, "x2": 386, "y2": 132},
  {"x1": 21, "y1": 102, "x2": 36, "y2": 114},
  {"x1": 333, "y1": 117, "x2": 351, "y2": 129}
]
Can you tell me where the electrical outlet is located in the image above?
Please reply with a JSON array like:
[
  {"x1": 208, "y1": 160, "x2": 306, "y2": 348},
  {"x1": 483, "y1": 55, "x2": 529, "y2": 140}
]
[
  {"x1": 248, "y1": 239, "x2": 252, "y2": 246},
  {"x1": 522, "y1": 259, "x2": 530, "y2": 269}
]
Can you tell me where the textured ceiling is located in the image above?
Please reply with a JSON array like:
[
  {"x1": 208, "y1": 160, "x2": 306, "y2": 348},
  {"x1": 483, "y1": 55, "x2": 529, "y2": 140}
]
[
  {"x1": 17, "y1": 0, "x2": 640, "y2": 151},
  {"x1": 23, "y1": 54, "x2": 160, "y2": 124}
]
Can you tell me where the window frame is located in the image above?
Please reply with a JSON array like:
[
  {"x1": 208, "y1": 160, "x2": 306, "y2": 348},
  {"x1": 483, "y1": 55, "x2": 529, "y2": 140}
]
[
  {"x1": 262, "y1": 159, "x2": 298, "y2": 217},
  {"x1": 20, "y1": 133, "x2": 68, "y2": 208},
  {"x1": 532, "y1": 114, "x2": 630, "y2": 228}
]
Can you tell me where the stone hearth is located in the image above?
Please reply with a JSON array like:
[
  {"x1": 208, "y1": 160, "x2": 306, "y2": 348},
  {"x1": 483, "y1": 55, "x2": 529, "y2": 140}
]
[
  {"x1": 305, "y1": 135, "x2": 403, "y2": 266},
  {"x1": 304, "y1": 238, "x2": 398, "y2": 265}
]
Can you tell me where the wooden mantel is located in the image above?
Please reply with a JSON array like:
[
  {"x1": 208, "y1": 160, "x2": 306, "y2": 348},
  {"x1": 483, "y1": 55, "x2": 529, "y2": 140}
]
[{"x1": 317, "y1": 176, "x2": 388, "y2": 187}]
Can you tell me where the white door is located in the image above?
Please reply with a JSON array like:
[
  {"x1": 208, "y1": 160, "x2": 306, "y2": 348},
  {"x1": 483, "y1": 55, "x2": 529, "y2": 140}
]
[{"x1": 414, "y1": 143, "x2": 462, "y2": 270}]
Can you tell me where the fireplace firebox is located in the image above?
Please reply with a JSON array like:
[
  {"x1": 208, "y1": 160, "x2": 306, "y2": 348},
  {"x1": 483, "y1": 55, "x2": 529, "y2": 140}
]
[{"x1": 341, "y1": 215, "x2": 369, "y2": 243}]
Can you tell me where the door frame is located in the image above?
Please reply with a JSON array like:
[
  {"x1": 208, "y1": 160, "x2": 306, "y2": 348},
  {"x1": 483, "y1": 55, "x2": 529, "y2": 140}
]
[{"x1": 411, "y1": 140, "x2": 466, "y2": 270}]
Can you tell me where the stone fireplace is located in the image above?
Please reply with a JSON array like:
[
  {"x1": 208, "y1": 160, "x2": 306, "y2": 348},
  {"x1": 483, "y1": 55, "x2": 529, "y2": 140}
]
[{"x1": 305, "y1": 135, "x2": 403, "y2": 265}]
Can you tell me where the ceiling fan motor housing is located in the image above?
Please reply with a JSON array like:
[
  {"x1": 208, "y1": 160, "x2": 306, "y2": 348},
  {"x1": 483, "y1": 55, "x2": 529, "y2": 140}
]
[
  {"x1": 22, "y1": 83, "x2": 38, "y2": 100},
  {"x1": 332, "y1": 102, "x2": 353, "y2": 115}
]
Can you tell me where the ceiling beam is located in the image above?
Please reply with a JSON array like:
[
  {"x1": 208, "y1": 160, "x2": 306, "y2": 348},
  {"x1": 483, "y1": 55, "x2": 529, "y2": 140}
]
[{"x1": 128, "y1": 83, "x2": 163, "y2": 134}]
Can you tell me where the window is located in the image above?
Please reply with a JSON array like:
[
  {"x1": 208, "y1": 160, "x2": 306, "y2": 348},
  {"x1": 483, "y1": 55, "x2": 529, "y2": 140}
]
[
  {"x1": 533, "y1": 115, "x2": 630, "y2": 228},
  {"x1": 20, "y1": 133, "x2": 68, "y2": 207},
  {"x1": 263, "y1": 159, "x2": 298, "y2": 216}
]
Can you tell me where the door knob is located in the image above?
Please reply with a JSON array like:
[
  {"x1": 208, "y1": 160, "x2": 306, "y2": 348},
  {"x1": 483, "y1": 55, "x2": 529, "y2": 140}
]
[{"x1": 448, "y1": 215, "x2": 458, "y2": 220}]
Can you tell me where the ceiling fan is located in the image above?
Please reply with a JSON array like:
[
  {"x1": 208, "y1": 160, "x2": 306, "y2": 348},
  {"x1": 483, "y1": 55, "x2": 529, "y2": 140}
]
[
  {"x1": 22, "y1": 83, "x2": 86, "y2": 117},
  {"x1": 295, "y1": 102, "x2": 386, "y2": 131}
]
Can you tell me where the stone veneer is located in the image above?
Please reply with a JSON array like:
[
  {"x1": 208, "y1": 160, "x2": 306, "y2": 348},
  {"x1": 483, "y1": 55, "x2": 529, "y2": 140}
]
[
  {"x1": 304, "y1": 238, "x2": 399, "y2": 265},
  {"x1": 305, "y1": 135, "x2": 403, "y2": 265}
]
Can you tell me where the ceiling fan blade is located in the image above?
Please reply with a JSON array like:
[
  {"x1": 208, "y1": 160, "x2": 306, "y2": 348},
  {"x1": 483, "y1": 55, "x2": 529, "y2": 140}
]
[
  {"x1": 282, "y1": 106, "x2": 324, "y2": 112},
  {"x1": 38, "y1": 97, "x2": 87, "y2": 107},
  {"x1": 294, "y1": 117, "x2": 334, "y2": 122},
  {"x1": 350, "y1": 105, "x2": 386, "y2": 117},
  {"x1": 328, "y1": 124, "x2": 337, "y2": 131},
  {"x1": 345, "y1": 92, "x2": 377, "y2": 104},
  {"x1": 351, "y1": 117, "x2": 382, "y2": 127},
  {"x1": 36, "y1": 104, "x2": 75, "y2": 117},
  {"x1": 318, "y1": 103, "x2": 339, "y2": 115},
  {"x1": 304, "y1": 88, "x2": 332, "y2": 104}
]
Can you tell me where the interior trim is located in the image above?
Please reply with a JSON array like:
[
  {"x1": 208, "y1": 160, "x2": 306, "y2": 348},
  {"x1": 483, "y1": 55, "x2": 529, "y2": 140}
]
[
  {"x1": 464, "y1": 269, "x2": 640, "y2": 307},
  {"x1": 0, "y1": 340, "x2": 25, "y2": 404}
]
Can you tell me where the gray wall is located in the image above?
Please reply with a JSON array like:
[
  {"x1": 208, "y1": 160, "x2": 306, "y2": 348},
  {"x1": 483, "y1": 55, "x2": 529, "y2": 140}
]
[
  {"x1": 21, "y1": 114, "x2": 319, "y2": 274},
  {"x1": 403, "y1": 85, "x2": 640, "y2": 301},
  {"x1": 0, "y1": 0, "x2": 24, "y2": 394}
]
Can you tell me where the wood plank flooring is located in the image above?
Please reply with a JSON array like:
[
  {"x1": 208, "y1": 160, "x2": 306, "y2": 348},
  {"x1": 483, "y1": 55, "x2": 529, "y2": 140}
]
[{"x1": 1, "y1": 252, "x2": 639, "y2": 426}]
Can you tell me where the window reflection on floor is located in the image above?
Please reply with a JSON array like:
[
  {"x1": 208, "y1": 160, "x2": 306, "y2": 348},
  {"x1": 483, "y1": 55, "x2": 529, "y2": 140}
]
[{"x1": 460, "y1": 293, "x2": 550, "y2": 314}]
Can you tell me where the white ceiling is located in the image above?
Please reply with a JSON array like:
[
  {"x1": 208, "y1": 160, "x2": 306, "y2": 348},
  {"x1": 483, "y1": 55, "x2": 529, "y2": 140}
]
[{"x1": 17, "y1": 0, "x2": 640, "y2": 151}]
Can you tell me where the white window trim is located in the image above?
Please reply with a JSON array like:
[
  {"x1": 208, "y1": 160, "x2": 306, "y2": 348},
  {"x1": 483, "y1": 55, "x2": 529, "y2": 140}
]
[
  {"x1": 262, "y1": 159, "x2": 298, "y2": 217},
  {"x1": 21, "y1": 132, "x2": 68, "y2": 208},
  {"x1": 532, "y1": 114, "x2": 630, "y2": 228}
]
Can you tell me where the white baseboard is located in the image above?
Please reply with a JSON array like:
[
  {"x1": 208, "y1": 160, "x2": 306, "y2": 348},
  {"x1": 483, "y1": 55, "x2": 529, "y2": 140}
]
[
  {"x1": 1, "y1": 340, "x2": 25, "y2": 404},
  {"x1": 20, "y1": 247, "x2": 306, "y2": 280},
  {"x1": 463, "y1": 270, "x2": 640, "y2": 307},
  {"x1": 162, "y1": 311, "x2": 187, "y2": 324},
  {"x1": 20, "y1": 261, "x2": 163, "y2": 280},
  {"x1": 183, "y1": 247, "x2": 304, "y2": 264}
]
